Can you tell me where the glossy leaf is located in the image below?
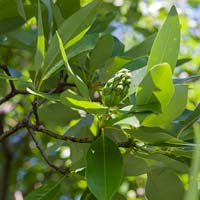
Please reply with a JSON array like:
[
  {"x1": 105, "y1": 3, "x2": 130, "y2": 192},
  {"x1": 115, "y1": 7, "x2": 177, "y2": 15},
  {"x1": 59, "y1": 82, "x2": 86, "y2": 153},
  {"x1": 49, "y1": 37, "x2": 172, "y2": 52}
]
[
  {"x1": 146, "y1": 6, "x2": 180, "y2": 72},
  {"x1": 136, "y1": 63, "x2": 174, "y2": 112},
  {"x1": 56, "y1": 32, "x2": 90, "y2": 99},
  {"x1": 86, "y1": 135, "x2": 123, "y2": 200},
  {"x1": 142, "y1": 85, "x2": 188, "y2": 127},
  {"x1": 60, "y1": 91, "x2": 108, "y2": 114},
  {"x1": 146, "y1": 169, "x2": 185, "y2": 200}
]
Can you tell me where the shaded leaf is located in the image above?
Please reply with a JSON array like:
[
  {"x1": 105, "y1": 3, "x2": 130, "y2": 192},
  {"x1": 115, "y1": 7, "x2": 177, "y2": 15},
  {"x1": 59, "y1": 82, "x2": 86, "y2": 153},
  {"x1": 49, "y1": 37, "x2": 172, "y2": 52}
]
[
  {"x1": 86, "y1": 135, "x2": 123, "y2": 200},
  {"x1": 25, "y1": 179, "x2": 64, "y2": 200},
  {"x1": 146, "y1": 169, "x2": 185, "y2": 200},
  {"x1": 16, "y1": 0, "x2": 26, "y2": 20},
  {"x1": 125, "y1": 33, "x2": 156, "y2": 59},
  {"x1": 126, "y1": 127, "x2": 184, "y2": 144},
  {"x1": 90, "y1": 34, "x2": 114, "y2": 70}
]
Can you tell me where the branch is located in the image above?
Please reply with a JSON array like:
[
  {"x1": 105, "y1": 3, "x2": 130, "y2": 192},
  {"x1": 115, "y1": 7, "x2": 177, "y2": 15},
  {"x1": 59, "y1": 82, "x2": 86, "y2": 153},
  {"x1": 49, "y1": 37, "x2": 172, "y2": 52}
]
[
  {"x1": 27, "y1": 127, "x2": 70, "y2": 175},
  {"x1": 0, "y1": 64, "x2": 15, "y2": 91},
  {"x1": 0, "y1": 63, "x2": 29, "y2": 105},
  {"x1": 30, "y1": 124, "x2": 95, "y2": 143},
  {"x1": 0, "y1": 90, "x2": 29, "y2": 105},
  {"x1": 0, "y1": 121, "x2": 26, "y2": 142}
]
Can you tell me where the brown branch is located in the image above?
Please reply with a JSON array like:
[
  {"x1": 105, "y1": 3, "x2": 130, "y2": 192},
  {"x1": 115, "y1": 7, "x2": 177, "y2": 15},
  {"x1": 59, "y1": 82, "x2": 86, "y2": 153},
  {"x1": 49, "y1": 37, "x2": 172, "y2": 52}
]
[
  {"x1": 0, "y1": 90, "x2": 29, "y2": 105},
  {"x1": 0, "y1": 121, "x2": 26, "y2": 142},
  {"x1": 32, "y1": 99, "x2": 40, "y2": 125},
  {"x1": 30, "y1": 124, "x2": 95, "y2": 143},
  {"x1": 27, "y1": 127, "x2": 70, "y2": 175},
  {"x1": 0, "y1": 64, "x2": 15, "y2": 91}
]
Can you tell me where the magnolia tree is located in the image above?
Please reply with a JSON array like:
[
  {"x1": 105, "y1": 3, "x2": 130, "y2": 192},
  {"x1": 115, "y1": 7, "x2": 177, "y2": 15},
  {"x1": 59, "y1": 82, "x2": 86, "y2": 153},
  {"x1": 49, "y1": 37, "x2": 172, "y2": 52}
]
[{"x1": 0, "y1": 0, "x2": 200, "y2": 200}]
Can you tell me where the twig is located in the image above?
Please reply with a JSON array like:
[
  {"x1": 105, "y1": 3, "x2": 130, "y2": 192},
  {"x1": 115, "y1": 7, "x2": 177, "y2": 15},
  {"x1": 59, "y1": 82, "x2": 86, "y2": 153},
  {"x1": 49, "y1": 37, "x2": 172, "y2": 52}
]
[
  {"x1": 30, "y1": 124, "x2": 95, "y2": 143},
  {"x1": 27, "y1": 127, "x2": 70, "y2": 175},
  {"x1": 32, "y1": 99, "x2": 40, "y2": 125},
  {"x1": 0, "y1": 90, "x2": 29, "y2": 105},
  {"x1": 0, "y1": 121, "x2": 26, "y2": 142},
  {"x1": 0, "y1": 64, "x2": 15, "y2": 91}
]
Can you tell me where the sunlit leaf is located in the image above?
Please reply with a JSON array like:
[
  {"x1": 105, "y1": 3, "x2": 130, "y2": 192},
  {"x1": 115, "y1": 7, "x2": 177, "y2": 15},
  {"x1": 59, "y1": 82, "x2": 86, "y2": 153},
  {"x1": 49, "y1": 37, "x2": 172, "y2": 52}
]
[
  {"x1": 146, "y1": 6, "x2": 180, "y2": 72},
  {"x1": 56, "y1": 32, "x2": 90, "y2": 99}
]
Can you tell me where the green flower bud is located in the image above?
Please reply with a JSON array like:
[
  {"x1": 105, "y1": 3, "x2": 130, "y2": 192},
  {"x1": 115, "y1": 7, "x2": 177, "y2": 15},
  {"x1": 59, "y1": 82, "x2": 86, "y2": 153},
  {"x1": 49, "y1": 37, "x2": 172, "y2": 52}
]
[{"x1": 102, "y1": 68, "x2": 132, "y2": 106}]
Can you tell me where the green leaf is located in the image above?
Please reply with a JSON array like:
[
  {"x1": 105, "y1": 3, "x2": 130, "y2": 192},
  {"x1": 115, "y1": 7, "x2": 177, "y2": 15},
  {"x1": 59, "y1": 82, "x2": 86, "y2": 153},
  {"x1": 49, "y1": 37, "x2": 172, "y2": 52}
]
[
  {"x1": 42, "y1": 33, "x2": 99, "y2": 80},
  {"x1": 146, "y1": 169, "x2": 185, "y2": 200},
  {"x1": 86, "y1": 135, "x2": 123, "y2": 200},
  {"x1": 126, "y1": 127, "x2": 184, "y2": 144},
  {"x1": 90, "y1": 34, "x2": 114, "y2": 70},
  {"x1": 64, "y1": 27, "x2": 90, "y2": 49},
  {"x1": 125, "y1": 33, "x2": 156, "y2": 59},
  {"x1": 0, "y1": 0, "x2": 25, "y2": 34},
  {"x1": 178, "y1": 103, "x2": 200, "y2": 134},
  {"x1": 60, "y1": 90, "x2": 108, "y2": 114},
  {"x1": 125, "y1": 57, "x2": 148, "y2": 71},
  {"x1": 57, "y1": 0, "x2": 80, "y2": 18},
  {"x1": 43, "y1": 0, "x2": 101, "y2": 75},
  {"x1": 26, "y1": 88, "x2": 60, "y2": 102},
  {"x1": 34, "y1": 0, "x2": 45, "y2": 86},
  {"x1": 142, "y1": 85, "x2": 188, "y2": 127},
  {"x1": 25, "y1": 178, "x2": 64, "y2": 200},
  {"x1": 145, "y1": 153, "x2": 189, "y2": 173},
  {"x1": 184, "y1": 124, "x2": 200, "y2": 200},
  {"x1": 146, "y1": 6, "x2": 180, "y2": 72},
  {"x1": 100, "y1": 56, "x2": 132, "y2": 83},
  {"x1": 124, "y1": 153, "x2": 163, "y2": 176},
  {"x1": 38, "y1": 102, "x2": 79, "y2": 129},
  {"x1": 56, "y1": 32, "x2": 90, "y2": 99},
  {"x1": 0, "y1": 71, "x2": 32, "y2": 82},
  {"x1": 136, "y1": 63, "x2": 174, "y2": 112},
  {"x1": 16, "y1": 0, "x2": 26, "y2": 20}
]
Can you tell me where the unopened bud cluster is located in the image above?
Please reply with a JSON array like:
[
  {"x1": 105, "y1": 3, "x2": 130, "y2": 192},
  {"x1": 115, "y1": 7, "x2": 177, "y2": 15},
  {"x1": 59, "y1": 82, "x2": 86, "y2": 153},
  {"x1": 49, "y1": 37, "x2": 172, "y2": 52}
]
[{"x1": 102, "y1": 68, "x2": 132, "y2": 106}]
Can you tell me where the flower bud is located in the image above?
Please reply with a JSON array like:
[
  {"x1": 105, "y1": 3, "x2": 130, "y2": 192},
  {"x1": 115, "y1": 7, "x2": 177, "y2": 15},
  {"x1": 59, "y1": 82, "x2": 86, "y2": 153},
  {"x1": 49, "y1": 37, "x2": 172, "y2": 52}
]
[{"x1": 102, "y1": 68, "x2": 132, "y2": 106}]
